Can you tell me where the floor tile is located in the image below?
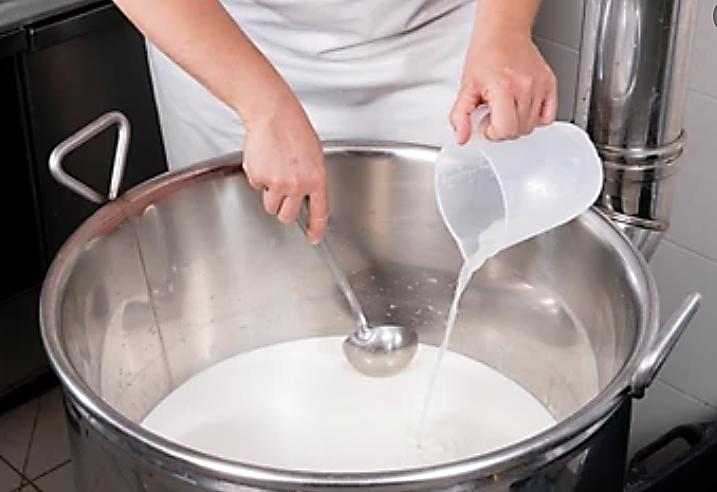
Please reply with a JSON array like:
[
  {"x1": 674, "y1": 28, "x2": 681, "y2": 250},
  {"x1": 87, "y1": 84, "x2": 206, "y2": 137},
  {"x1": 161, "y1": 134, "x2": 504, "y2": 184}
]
[
  {"x1": 23, "y1": 389, "x2": 71, "y2": 479},
  {"x1": 0, "y1": 459, "x2": 22, "y2": 492},
  {"x1": 33, "y1": 462, "x2": 75, "y2": 492},
  {"x1": 18, "y1": 482, "x2": 40, "y2": 492},
  {"x1": 0, "y1": 398, "x2": 40, "y2": 471}
]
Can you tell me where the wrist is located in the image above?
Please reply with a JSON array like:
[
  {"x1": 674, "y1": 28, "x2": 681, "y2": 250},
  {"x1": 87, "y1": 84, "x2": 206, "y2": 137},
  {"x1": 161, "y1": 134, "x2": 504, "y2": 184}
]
[
  {"x1": 230, "y1": 70, "x2": 298, "y2": 128},
  {"x1": 473, "y1": 0, "x2": 537, "y2": 42},
  {"x1": 475, "y1": 19, "x2": 532, "y2": 44},
  {"x1": 470, "y1": 24, "x2": 533, "y2": 56}
]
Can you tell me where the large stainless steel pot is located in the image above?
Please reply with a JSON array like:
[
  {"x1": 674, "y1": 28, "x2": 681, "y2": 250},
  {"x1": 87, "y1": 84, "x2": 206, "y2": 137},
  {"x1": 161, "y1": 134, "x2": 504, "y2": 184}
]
[{"x1": 41, "y1": 113, "x2": 700, "y2": 491}]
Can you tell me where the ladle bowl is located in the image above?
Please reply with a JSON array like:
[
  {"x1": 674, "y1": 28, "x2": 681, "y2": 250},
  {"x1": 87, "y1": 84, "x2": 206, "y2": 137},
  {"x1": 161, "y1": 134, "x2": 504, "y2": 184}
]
[{"x1": 342, "y1": 323, "x2": 419, "y2": 377}]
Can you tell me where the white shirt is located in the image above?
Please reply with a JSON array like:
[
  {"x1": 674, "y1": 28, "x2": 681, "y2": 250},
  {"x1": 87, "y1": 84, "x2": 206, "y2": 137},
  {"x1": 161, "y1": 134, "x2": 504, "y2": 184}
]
[{"x1": 147, "y1": 0, "x2": 477, "y2": 169}]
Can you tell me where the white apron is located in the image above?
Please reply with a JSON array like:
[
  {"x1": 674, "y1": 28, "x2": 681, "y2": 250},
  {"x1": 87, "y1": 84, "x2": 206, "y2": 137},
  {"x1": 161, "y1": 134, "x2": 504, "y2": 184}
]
[{"x1": 147, "y1": 0, "x2": 477, "y2": 170}]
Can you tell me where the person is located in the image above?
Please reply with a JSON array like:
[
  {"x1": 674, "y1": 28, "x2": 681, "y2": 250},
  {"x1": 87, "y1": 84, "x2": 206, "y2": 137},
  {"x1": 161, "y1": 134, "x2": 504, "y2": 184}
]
[{"x1": 112, "y1": 0, "x2": 556, "y2": 245}]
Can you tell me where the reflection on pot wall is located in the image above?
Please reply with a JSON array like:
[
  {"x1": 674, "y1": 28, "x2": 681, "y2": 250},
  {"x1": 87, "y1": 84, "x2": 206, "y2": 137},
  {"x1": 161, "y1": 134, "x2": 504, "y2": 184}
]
[{"x1": 533, "y1": 0, "x2": 717, "y2": 455}]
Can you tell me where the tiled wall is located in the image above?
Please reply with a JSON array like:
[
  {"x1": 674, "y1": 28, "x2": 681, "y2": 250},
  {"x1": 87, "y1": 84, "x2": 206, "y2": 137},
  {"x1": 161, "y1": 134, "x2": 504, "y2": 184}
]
[{"x1": 533, "y1": 0, "x2": 717, "y2": 455}]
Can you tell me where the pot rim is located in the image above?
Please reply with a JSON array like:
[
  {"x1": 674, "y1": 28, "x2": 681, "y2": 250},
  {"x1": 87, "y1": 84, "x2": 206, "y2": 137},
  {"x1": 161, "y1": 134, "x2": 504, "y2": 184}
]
[{"x1": 40, "y1": 141, "x2": 659, "y2": 491}]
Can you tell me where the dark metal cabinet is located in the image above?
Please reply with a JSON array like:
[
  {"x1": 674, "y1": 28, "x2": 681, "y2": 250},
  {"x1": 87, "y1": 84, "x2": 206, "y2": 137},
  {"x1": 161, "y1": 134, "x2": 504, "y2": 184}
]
[
  {"x1": 22, "y1": 2, "x2": 167, "y2": 257},
  {"x1": 0, "y1": 2, "x2": 167, "y2": 398},
  {"x1": 0, "y1": 46, "x2": 47, "y2": 396},
  {"x1": 1, "y1": 53, "x2": 44, "y2": 300}
]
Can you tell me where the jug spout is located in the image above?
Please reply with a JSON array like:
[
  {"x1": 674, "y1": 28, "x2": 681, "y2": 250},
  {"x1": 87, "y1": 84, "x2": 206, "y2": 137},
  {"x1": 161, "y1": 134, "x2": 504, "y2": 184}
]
[{"x1": 574, "y1": 0, "x2": 698, "y2": 259}]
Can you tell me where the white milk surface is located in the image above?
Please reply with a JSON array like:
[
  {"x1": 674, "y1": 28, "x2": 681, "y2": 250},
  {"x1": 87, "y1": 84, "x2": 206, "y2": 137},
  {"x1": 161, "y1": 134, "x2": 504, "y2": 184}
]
[{"x1": 142, "y1": 336, "x2": 555, "y2": 472}]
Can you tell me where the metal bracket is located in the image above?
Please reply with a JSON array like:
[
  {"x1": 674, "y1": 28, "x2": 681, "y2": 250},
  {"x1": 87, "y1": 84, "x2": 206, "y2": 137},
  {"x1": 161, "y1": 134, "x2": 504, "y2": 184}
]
[
  {"x1": 631, "y1": 292, "x2": 702, "y2": 398},
  {"x1": 48, "y1": 111, "x2": 130, "y2": 204}
]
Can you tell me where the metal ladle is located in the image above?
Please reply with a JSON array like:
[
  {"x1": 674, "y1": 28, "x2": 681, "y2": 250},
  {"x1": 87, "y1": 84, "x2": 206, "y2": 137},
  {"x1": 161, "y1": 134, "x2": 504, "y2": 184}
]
[{"x1": 297, "y1": 217, "x2": 418, "y2": 377}]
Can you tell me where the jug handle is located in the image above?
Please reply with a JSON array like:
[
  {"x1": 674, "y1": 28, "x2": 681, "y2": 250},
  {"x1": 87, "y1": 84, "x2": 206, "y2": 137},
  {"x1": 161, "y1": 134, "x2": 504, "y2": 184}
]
[
  {"x1": 469, "y1": 105, "x2": 491, "y2": 141},
  {"x1": 48, "y1": 111, "x2": 130, "y2": 204},
  {"x1": 630, "y1": 292, "x2": 701, "y2": 398}
]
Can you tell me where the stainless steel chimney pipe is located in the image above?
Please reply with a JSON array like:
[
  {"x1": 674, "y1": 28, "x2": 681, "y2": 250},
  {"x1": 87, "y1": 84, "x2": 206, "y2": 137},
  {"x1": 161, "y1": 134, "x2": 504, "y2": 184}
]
[{"x1": 574, "y1": 0, "x2": 698, "y2": 258}]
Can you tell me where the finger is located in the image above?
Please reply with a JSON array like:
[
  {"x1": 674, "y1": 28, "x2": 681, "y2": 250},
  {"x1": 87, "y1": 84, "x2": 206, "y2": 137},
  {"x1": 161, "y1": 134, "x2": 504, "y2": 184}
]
[
  {"x1": 516, "y1": 94, "x2": 533, "y2": 136},
  {"x1": 263, "y1": 188, "x2": 285, "y2": 216},
  {"x1": 244, "y1": 163, "x2": 263, "y2": 190},
  {"x1": 527, "y1": 94, "x2": 543, "y2": 133},
  {"x1": 539, "y1": 80, "x2": 558, "y2": 126},
  {"x1": 307, "y1": 189, "x2": 329, "y2": 245},
  {"x1": 483, "y1": 84, "x2": 519, "y2": 140},
  {"x1": 246, "y1": 174, "x2": 264, "y2": 190},
  {"x1": 277, "y1": 194, "x2": 303, "y2": 224},
  {"x1": 247, "y1": 176, "x2": 261, "y2": 190},
  {"x1": 449, "y1": 88, "x2": 481, "y2": 145}
]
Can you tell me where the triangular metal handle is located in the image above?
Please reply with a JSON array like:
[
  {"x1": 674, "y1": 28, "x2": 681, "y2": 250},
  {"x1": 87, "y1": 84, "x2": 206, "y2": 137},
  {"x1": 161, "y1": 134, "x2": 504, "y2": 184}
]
[{"x1": 48, "y1": 111, "x2": 130, "y2": 204}]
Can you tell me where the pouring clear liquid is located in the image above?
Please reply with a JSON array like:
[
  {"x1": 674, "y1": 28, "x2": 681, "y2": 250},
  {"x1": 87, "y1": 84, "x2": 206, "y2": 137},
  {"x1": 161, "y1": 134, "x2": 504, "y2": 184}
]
[{"x1": 418, "y1": 224, "x2": 505, "y2": 438}]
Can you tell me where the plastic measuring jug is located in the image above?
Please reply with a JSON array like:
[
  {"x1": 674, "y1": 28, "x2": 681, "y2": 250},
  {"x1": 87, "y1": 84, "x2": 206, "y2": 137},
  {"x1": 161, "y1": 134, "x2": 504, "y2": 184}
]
[{"x1": 435, "y1": 106, "x2": 603, "y2": 260}]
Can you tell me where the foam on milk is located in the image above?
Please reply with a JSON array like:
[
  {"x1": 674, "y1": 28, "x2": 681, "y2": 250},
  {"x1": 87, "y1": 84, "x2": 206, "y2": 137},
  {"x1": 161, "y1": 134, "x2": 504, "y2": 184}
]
[{"x1": 143, "y1": 336, "x2": 555, "y2": 472}]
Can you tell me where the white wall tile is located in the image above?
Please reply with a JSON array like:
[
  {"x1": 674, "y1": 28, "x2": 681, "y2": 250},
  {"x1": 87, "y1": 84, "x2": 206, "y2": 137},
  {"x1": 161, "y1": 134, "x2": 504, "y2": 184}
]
[
  {"x1": 666, "y1": 91, "x2": 717, "y2": 261},
  {"x1": 533, "y1": 0, "x2": 584, "y2": 50},
  {"x1": 687, "y1": 0, "x2": 717, "y2": 97},
  {"x1": 629, "y1": 379, "x2": 716, "y2": 456},
  {"x1": 650, "y1": 240, "x2": 717, "y2": 407},
  {"x1": 534, "y1": 38, "x2": 578, "y2": 120}
]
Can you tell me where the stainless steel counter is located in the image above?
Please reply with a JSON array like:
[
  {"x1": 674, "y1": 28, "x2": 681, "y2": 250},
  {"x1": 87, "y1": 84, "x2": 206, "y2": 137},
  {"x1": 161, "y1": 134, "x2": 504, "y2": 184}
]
[{"x1": 0, "y1": 0, "x2": 100, "y2": 33}]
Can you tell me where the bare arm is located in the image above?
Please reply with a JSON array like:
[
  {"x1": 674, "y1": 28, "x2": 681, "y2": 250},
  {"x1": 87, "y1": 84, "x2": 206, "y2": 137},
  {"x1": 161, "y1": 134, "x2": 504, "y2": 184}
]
[
  {"x1": 476, "y1": 0, "x2": 541, "y2": 34},
  {"x1": 113, "y1": 0, "x2": 328, "y2": 243},
  {"x1": 114, "y1": 0, "x2": 283, "y2": 125},
  {"x1": 451, "y1": 0, "x2": 557, "y2": 142}
]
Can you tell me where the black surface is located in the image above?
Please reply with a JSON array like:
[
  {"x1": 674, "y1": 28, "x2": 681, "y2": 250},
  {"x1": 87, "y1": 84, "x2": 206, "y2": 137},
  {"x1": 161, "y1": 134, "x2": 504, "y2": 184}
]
[
  {"x1": 0, "y1": 0, "x2": 100, "y2": 35},
  {"x1": 27, "y1": 2, "x2": 121, "y2": 51},
  {"x1": 0, "y1": 55, "x2": 45, "y2": 301},
  {"x1": 0, "y1": 29, "x2": 27, "y2": 58},
  {"x1": 0, "y1": 372, "x2": 58, "y2": 415},
  {"x1": 626, "y1": 422, "x2": 717, "y2": 492},
  {"x1": 0, "y1": 288, "x2": 48, "y2": 397},
  {"x1": 575, "y1": 400, "x2": 631, "y2": 491}
]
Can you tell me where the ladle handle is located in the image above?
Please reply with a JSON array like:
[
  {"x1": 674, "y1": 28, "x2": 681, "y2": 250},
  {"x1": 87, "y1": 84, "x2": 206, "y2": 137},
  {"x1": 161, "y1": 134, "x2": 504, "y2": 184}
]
[
  {"x1": 48, "y1": 111, "x2": 130, "y2": 204},
  {"x1": 296, "y1": 210, "x2": 370, "y2": 334},
  {"x1": 631, "y1": 292, "x2": 702, "y2": 397}
]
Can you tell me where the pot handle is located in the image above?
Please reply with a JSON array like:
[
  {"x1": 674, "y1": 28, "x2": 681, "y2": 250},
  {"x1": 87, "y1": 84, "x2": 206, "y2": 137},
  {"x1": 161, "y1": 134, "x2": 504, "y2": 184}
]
[
  {"x1": 630, "y1": 292, "x2": 701, "y2": 397},
  {"x1": 48, "y1": 111, "x2": 130, "y2": 204}
]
